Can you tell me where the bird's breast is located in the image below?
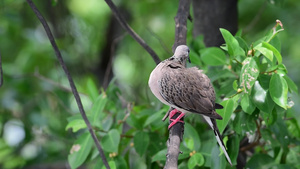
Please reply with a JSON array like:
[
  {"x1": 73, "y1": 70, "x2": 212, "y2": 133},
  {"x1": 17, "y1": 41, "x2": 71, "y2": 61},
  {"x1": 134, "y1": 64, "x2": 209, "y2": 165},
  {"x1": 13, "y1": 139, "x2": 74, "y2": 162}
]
[{"x1": 148, "y1": 63, "x2": 170, "y2": 106}]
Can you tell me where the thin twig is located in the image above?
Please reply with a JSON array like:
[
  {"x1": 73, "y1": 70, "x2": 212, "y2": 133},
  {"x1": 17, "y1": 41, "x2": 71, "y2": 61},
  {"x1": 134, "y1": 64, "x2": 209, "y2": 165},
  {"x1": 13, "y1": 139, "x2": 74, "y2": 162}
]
[
  {"x1": 25, "y1": 1, "x2": 110, "y2": 168},
  {"x1": 118, "y1": 102, "x2": 132, "y2": 124},
  {"x1": 103, "y1": 34, "x2": 126, "y2": 88},
  {"x1": 162, "y1": 107, "x2": 173, "y2": 122},
  {"x1": 240, "y1": 119, "x2": 262, "y2": 152},
  {"x1": 34, "y1": 70, "x2": 87, "y2": 96},
  {"x1": 0, "y1": 50, "x2": 3, "y2": 87},
  {"x1": 104, "y1": 0, "x2": 161, "y2": 65},
  {"x1": 147, "y1": 28, "x2": 173, "y2": 56}
]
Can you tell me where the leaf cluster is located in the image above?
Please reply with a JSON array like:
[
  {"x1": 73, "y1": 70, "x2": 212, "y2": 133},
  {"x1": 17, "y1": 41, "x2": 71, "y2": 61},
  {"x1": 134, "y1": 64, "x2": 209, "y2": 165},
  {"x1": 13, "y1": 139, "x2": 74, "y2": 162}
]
[{"x1": 66, "y1": 23, "x2": 299, "y2": 169}]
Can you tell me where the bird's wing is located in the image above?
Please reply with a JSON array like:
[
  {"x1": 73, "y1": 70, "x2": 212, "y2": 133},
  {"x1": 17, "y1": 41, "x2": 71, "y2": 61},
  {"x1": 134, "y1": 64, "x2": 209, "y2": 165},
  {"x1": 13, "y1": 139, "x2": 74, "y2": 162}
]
[{"x1": 159, "y1": 63, "x2": 222, "y2": 119}]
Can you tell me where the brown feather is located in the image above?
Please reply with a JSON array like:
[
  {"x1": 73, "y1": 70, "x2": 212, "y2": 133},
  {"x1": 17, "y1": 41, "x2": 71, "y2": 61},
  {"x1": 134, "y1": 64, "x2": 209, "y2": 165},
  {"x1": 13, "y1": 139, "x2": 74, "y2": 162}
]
[{"x1": 159, "y1": 61, "x2": 222, "y2": 120}]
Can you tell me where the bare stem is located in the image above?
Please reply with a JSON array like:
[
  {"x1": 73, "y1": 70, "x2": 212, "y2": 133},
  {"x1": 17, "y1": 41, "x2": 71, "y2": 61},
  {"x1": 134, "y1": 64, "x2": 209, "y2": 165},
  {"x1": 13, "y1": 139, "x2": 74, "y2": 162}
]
[
  {"x1": 25, "y1": 1, "x2": 110, "y2": 168},
  {"x1": 104, "y1": 0, "x2": 161, "y2": 65}
]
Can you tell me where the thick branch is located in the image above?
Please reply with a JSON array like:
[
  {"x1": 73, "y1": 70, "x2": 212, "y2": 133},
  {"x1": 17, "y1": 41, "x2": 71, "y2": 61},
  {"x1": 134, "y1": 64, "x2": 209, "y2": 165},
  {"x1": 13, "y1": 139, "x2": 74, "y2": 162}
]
[
  {"x1": 172, "y1": 0, "x2": 191, "y2": 52},
  {"x1": 164, "y1": 113, "x2": 185, "y2": 169},
  {"x1": 104, "y1": 0, "x2": 161, "y2": 65},
  {"x1": 165, "y1": 0, "x2": 190, "y2": 168},
  {"x1": 25, "y1": 1, "x2": 110, "y2": 169}
]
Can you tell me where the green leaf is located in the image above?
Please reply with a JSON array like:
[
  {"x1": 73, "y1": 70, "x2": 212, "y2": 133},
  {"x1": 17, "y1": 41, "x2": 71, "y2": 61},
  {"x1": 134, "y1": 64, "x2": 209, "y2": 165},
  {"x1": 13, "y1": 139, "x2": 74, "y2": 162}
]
[
  {"x1": 261, "y1": 108, "x2": 277, "y2": 126},
  {"x1": 179, "y1": 146, "x2": 194, "y2": 160},
  {"x1": 101, "y1": 161, "x2": 116, "y2": 169},
  {"x1": 277, "y1": 64, "x2": 288, "y2": 75},
  {"x1": 269, "y1": 74, "x2": 288, "y2": 109},
  {"x1": 270, "y1": 117, "x2": 290, "y2": 149},
  {"x1": 126, "y1": 113, "x2": 146, "y2": 130},
  {"x1": 210, "y1": 145, "x2": 226, "y2": 169},
  {"x1": 269, "y1": 35, "x2": 281, "y2": 52},
  {"x1": 191, "y1": 35, "x2": 206, "y2": 52},
  {"x1": 240, "y1": 57, "x2": 260, "y2": 93},
  {"x1": 200, "y1": 47, "x2": 227, "y2": 66},
  {"x1": 134, "y1": 131, "x2": 149, "y2": 156},
  {"x1": 65, "y1": 119, "x2": 87, "y2": 132},
  {"x1": 216, "y1": 97, "x2": 238, "y2": 133},
  {"x1": 102, "y1": 115, "x2": 113, "y2": 131},
  {"x1": 241, "y1": 94, "x2": 256, "y2": 114},
  {"x1": 262, "y1": 42, "x2": 282, "y2": 64},
  {"x1": 232, "y1": 112, "x2": 243, "y2": 135},
  {"x1": 232, "y1": 80, "x2": 238, "y2": 91},
  {"x1": 283, "y1": 75, "x2": 298, "y2": 93},
  {"x1": 251, "y1": 81, "x2": 274, "y2": 113},
  {"x1": 184, "y1": 137, "x2": 194, "y2": 151},
  {"x1": 115, "y1": 156, "x2": 128, "y2": 169},
  {"x1": 101, "y1": 129, "x2": 120, "y2": 153},
  {"x1": 246, "y1": 154, "x2": 274, "y2": 169},
  {"x1": 220, "y1": 28, "x2": 245, "y2": 57},
  {"x1": 143, "y1": 109, "x2": 164, "y2": 127},
  {"x1": 287, "y1": 118, "x2": 300, "y2": 138},
  {"x1": 51, "y1": 0, "x2": 58, "y2": 6},
  {"x1": 236, "y1": 36, "x2": 249, "y2": 52},
  {"x1": 3, "y1": 156, "x2": 25, "y2": 169},
  {"x1": 189, "y1": 49, "x2": 202, "y2": 66},
  {"x1": 0, "y1": 147, "x2": 13, "y2": 163},
  {"x1": 68, "y1": 133, "x2": 93, "y2": 169},
  {"x1": 86, "y1": 78, "x2": 99, "y2": 102},
  {"x1": 151, "y1": 149, "x2": 167, "y2": 162},
  {"x1": 91, "y1": 93, "x2": 108, "y2": 127},
  {"x1": 227, "y1": 134, "x2": 239, "y2": 165},
  {"x1": 184, "y1": 123, "x2": 201, "y2": 150},
  {"x1": 188, "y1": 153, "x2": 205, "y2": 169},
  {"x1": 254, "y1": 45, "x2": 274, "y2": 62}
]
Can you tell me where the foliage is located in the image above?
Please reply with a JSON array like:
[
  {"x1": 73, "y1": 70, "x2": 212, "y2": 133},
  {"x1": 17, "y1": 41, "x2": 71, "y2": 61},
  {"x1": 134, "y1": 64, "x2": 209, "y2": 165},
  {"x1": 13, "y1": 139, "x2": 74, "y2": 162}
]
[
  {"x1": 64, "y1": 21, "x2": 299, "y2": 169},
  {"x1": 0, "y1": 0, "x2": 300, "y2": 169}
]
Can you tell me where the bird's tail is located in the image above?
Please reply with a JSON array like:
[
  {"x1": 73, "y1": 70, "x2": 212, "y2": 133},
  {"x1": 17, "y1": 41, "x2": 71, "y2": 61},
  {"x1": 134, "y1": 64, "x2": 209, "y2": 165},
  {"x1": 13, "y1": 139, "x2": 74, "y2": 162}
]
[{"x1": 203, "y1": 116, "x2": 232, "y2": 166}]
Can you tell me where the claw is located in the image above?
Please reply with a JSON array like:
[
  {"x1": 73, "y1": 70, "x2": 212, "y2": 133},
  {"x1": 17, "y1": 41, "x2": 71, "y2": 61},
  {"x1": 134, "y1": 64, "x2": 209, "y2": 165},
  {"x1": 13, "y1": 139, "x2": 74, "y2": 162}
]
[{"x1": 168, "y1": 109, "x2": 185, "y2": 129}]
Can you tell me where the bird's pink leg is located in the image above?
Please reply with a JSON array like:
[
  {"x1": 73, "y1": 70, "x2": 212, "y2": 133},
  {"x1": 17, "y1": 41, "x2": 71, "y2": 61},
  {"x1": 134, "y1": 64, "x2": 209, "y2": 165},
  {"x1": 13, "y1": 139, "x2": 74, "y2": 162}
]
[{"x1": 168, "y1": 109, "x2": 185, "y2": 129}]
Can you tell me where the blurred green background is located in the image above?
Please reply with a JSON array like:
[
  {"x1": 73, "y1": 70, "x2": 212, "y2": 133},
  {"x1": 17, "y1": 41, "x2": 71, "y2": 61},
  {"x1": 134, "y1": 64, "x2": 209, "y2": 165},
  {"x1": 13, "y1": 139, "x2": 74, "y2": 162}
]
[{"x1": 0, "y1": 0, "x2": 299, "y2": 168}]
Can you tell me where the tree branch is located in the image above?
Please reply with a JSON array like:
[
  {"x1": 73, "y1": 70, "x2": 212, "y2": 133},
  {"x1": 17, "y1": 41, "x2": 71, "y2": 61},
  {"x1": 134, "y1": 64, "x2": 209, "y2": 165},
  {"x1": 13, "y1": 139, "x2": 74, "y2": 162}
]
[
  {"x1": 33, "y1": 70, "x2": 87, "y2": 96},
  {"x1": 172, "y1": 0, "x2": 191, "y2": 52},
  {"x1": 165, "y1": 0, "x2": 190, "y2": 168},
  {"x1": 25, "y1": 1, "x2": 110, "y2": 168},
  {"x1": 104, "y1": 0, "x2": 161, "y2": 65},
  {"x1": 165, "y1": 114, "x2": 185, "y2": 169}
]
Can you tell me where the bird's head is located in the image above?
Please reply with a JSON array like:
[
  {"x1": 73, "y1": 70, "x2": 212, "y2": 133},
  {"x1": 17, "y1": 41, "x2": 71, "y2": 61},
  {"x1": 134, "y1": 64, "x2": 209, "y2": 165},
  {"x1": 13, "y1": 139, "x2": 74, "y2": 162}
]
[{"x1": 169, "y1": 45, "x2": 191, "y2": 66}]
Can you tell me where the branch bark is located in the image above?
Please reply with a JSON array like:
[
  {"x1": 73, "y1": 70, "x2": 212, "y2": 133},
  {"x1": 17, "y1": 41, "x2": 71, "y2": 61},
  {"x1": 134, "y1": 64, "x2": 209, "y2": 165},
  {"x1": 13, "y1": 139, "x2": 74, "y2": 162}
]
[
  {"x1": 25, "y1": 1, "x2": 110, "y2": 169},
  {"x1": 164, "y1": 0, "x2": 190, "y2": 168},
  {"x1": 104, "y1": 0, "x2": 161, "y2": 65},
  {"x1": 172, "y1": 0, "x2": 191, "y2": 52}
]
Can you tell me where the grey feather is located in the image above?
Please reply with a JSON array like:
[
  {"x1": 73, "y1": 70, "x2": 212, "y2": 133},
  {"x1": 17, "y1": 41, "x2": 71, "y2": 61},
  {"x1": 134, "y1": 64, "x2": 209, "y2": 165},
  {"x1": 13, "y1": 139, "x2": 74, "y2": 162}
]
[{"x1": 148, "y1": 45, "x2": 232, "y2": 165}]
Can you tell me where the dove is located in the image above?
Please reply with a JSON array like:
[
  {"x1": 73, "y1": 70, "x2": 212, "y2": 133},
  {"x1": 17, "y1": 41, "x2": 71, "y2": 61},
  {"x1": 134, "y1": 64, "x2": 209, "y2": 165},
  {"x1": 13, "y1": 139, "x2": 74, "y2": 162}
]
[{"x1": 148, "y1": 45, "x2": 232, "y2": 165}]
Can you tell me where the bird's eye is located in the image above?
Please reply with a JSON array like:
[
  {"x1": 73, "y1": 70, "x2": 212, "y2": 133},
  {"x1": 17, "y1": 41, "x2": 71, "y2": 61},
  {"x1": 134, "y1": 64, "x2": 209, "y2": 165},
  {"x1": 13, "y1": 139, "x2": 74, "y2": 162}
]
[{"x1": 187, "y1": 49, "x2": 190, "y2": 53}]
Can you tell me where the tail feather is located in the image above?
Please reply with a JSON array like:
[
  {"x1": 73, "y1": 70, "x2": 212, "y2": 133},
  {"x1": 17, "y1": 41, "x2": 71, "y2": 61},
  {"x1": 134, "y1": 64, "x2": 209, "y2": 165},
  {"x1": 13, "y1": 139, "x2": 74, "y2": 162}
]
[{"x1": 203, "y1": 116, "x2": 232, "y2": 166}]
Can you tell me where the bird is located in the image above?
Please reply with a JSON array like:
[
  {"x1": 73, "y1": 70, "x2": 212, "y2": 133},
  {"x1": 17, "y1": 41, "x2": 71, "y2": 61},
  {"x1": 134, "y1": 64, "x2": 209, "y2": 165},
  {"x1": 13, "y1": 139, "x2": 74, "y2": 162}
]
[{"x1": 148, "y1": 45, "x2": 232, "y2": 165}]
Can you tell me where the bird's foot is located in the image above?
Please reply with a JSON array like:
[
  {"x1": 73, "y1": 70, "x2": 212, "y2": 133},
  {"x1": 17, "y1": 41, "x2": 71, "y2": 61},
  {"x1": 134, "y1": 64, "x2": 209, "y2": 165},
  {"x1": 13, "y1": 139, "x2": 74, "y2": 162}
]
[{"x1": 168, "y1": 109, "x2": 185, "y2": 129}]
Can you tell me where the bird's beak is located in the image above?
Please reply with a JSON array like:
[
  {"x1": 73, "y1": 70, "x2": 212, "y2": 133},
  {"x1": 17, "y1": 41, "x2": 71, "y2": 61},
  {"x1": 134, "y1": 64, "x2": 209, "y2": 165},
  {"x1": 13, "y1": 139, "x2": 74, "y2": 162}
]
[{"x1": 188, "y1": 57, "x2": 191, "y2": 63}]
